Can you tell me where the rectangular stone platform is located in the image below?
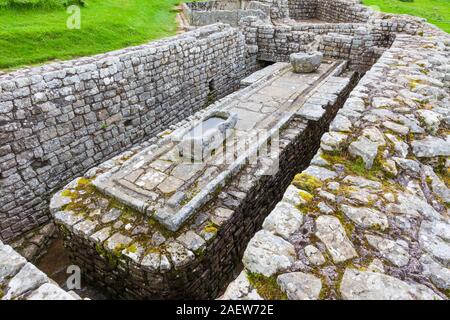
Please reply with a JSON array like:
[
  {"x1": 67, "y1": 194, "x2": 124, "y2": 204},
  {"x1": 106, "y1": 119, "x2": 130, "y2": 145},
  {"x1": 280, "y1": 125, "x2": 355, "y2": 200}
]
[{"x1": 50, "y1": 61, "x2": 357, "y2": 299}]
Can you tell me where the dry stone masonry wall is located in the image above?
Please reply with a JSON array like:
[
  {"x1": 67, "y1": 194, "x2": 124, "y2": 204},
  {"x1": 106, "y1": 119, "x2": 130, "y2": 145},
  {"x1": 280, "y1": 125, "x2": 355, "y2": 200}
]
[{"x1": 0, "y1": 24, "x2": 252, "y2": 243}]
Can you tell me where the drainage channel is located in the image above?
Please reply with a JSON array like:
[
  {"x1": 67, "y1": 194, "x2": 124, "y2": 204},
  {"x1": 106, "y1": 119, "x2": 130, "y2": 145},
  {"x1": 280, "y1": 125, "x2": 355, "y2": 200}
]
[{"x1": 45, "y1": 61, "x2": 361, "y2": 299}]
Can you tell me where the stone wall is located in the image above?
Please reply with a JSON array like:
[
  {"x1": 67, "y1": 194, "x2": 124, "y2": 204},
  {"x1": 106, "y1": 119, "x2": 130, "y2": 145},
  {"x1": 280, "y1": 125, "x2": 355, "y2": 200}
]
[
  {"x1": 182, "y1": 2, "x2": 268, "y2": 27},
  {"x1": 319, "y1": 27, "x2": 394, "y2": 72},
  {"x1": 318, "y1": 14, "x2": 427, "y2": 71},
  {"x1": 240, "y1": 11, "x2": 425, "y2": 68},
  {"x1": 315, "y1": 0, "x2": 371, "y2": 23},
  {"x1": 0, "y1": 24, "x2": 252, "y2": 243},
  {"x1": 240, "y1": 16, "x2": 366, "y2": 62}
]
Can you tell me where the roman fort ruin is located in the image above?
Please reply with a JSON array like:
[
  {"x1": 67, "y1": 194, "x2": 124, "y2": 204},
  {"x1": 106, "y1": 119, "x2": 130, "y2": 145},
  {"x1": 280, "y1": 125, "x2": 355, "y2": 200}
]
[{"x1": 0, "y1": 0, "x2": 449, "y2": 300}]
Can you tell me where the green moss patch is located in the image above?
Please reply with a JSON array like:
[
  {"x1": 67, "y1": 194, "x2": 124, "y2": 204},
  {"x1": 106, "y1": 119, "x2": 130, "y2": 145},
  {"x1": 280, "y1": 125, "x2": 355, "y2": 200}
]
[
  {"x1": 321, "y1": 151, "x2": 385, "y2": 182},
  {"x1": 292, "y1": 173, "x2": 323, "y2": 193},
  {"x1": 203, "y1": 222, "x2": 218, "y2": 234},
  {"x1": 246, "y1": 272, "x2": 288, "y2": 300}
]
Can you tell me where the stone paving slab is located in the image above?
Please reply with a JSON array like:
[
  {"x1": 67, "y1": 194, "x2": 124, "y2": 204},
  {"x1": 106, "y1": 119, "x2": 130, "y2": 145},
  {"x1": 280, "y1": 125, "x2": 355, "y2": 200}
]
[{"x1": 89, "y1": 61, "x2": 341, "y2": 232}]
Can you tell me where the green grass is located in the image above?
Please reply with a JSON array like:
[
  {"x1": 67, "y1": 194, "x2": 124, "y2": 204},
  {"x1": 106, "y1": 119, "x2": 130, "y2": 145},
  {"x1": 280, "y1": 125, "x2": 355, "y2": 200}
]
[
  {"x1": 0, "y1": 0, "x2": 184, "y2": 70},
  {"x1": 362, "y1": 0, "x2": 450, "y2": 33}
]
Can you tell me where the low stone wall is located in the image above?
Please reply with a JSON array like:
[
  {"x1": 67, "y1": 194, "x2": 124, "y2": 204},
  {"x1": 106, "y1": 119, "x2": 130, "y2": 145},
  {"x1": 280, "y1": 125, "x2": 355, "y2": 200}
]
[
  {"x1": 186, "y1": 0, "x2": 243, "y2": 11},
  {"x1": 315, "y1": 0, "x2": 371, "y2": 23},
  {"x1": 0, "y1": 24, "x2": 252, "y2": 243},
  {"x1": 0, "y1": 240, "x2": 80, "y2": 300},
  {"x1": 185, "y1": 0, "x2": 371, "y2": 24},
  {"x1": 223, "y1": 30, "x2": 450, "y2": 300},
  {"x1": 240, "y1": 16, "x2": 366, "y2": 62},
  {"x1": 10, "y1": 222, "x2": 57, "y2": 262},
  {"x1": 286, "y1": 0, "x2": 371, "y2": 23},
  {"x1": 288, "y1": 0, "x2": 317, "y2": 20},
  {"x1": 319, "y1": 27, "x2": 394, "y2": 72},
  {"x1": 183, "y1": 2, "x2": 268, "y2": 27},
  {"x1": 240, "y1": 11, "x2": 425, "y2": 68}
]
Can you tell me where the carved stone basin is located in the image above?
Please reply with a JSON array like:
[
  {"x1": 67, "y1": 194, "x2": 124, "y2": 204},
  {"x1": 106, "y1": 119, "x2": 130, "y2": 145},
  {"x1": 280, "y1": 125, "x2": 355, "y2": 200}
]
[{"x1": 172, "y1": 111, "x2": 238, "y2": 161}]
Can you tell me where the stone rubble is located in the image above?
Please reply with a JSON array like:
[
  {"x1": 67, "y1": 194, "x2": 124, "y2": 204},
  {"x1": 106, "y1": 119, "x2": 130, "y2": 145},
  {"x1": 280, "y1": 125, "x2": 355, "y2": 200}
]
[
  {"x1": 0, "y1": 241, "x2": 80, "y2": 300},
  {"x1": 224, "y1": 18, "x2": 450, "y2": 300}
]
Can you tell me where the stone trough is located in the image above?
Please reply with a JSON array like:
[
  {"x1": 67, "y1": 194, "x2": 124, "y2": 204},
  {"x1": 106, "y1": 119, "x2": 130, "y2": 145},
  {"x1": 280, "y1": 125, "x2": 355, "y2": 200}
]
[{"x1": 174, "y1": 111, "x2": 238, "y2": 162}]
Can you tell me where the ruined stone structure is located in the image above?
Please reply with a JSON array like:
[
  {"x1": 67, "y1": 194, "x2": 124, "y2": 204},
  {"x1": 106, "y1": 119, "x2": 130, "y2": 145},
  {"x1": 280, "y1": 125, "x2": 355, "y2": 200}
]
[
  {"x1": 49, "y1": 60, "x2": 357, "y2": 299},
  {"x1": 0, "y1": 0, "x2": 449, "y2": 300},
  {"x1": 224, "y1": 32, "x2": 450, "y2": 300},
  {"x1": 0, "y1": 24, "x2": 251, "y2": 243}
]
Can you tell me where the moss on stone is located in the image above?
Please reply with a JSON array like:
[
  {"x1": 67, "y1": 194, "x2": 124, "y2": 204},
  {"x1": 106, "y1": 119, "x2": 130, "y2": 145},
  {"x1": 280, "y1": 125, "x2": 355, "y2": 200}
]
[
  {"x1": 58, "y1": 225, "x2": 70, "y2": 237},
  {"x1": 246, "y1": 272, "x2": 288, "y2": 300},
  {"x1": 321, "y1": 151, "x2": 384, "y2": 182},
  {"x1": 333, "y1": 210, "x2": 355, "y2": 237},
  {"x1": 147, "y1": 218, "x2": 175, "y2": 239},
  {"x1": 125, "y1": 244, "x2": 138, "y2": 254},
  {"x1": 95, "y1": 243, "x2": 119, "y2": 268},
  {"x1": 113, "y1": 243, "x2": 127, "y2": 257},
  {"x1": 445, "y1": 289, "x2": 450, "y2": 299},
  {"x1": 318, "y1": 280, "x2": 331, "y2": 300},
  {"x1": 299, "y1": 190, "x2": 313, "y2": 202},
  {"x1": 292, "y1": 173, "x2": 323, "y2": 193},
  {"x1": 61, "y1": 189, "x2": 77, "y2": 199},
  {"x1": 203, "y1": 222, "x2": 218, "y2": 234}
]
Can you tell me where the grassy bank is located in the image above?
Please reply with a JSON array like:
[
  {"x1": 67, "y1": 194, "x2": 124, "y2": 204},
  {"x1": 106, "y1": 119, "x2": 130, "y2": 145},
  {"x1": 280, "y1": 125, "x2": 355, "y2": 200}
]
[
  {"x1": 0, "y1": 0, "x2": 182, "y2": 70},
  {"x1": 362, "y1": 0, "x2": 450, "y2": 33}
]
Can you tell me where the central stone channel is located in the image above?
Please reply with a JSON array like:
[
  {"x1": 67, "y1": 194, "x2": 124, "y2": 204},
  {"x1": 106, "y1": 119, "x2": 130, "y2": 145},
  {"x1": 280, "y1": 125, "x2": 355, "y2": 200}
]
[{"x1": 51, "y1": 61, "x2": 357, "y2": 299}]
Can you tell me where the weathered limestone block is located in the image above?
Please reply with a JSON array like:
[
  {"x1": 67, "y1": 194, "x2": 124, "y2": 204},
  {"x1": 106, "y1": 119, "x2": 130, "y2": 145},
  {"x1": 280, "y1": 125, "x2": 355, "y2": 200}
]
[
  {"x1": 412, "y1": 136, "x2": 450, "y2": 158},
  {"x1": 262, "y1": 201, "x2": 303, "y2": 240},
  {"x1": 420, "y1": 254, "x2": 450, "y2": 290},
  {"x1": 341, "y1": 205, "x2": 389, "y2": 230},
  {"x1": 320, "y1": 132, "x2": 348, "y2": 152},
  {"x1": 304, "y1": 245, "x2": 326, "y2": 266},
  {"x1": 277, "y1": 272, "x2": 322, "y2": 300},
  {"x1": 0, "y1": 245, "x2": 27, "y2": 282},
  {"x1": 243, "y1": 230, "x2": 296, "y2": 276},
  {"x1": 340, "y1": 269, "x2": 441, "y2": 300},
  {"x1": 419, "y1": 219, "x2": 450, "y2": 268},
  {"x1": 348, "y1": 136, "x2": 379, "y2": 169},
  {"x1": 365, "y1": 234, "x2": 410, "y2": 267},
  {"x1": 290, "y1": 51, "x2": 323, "y2": 73},
  {"x1": 166, "y1": 241, "x2": 195, "y2": 269},
  {"x1": 2, "y1": 263, "x2": 48, "y2": 300},
  {"x1": 177, "y1": 231, "x2": 206, "y2": 252},
  {"x1": 315, "y1": 215, "x2": 358, "y2": 263},
  {"x1": 26, "y1": 283, "x2": 77, "y2": 300},
  {"x1": 220, "y1": 271, "x2": 262, "y2": 300}
]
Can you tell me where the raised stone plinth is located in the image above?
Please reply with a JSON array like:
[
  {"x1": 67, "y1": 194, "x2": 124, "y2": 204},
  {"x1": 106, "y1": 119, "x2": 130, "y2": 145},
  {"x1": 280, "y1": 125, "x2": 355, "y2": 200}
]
[
  {"x1": 51, "y1": 60, "x2": 356, "y2": 299},
  {"x1": 0, "y1": 241, "x2": 80, "y2": 300}
]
